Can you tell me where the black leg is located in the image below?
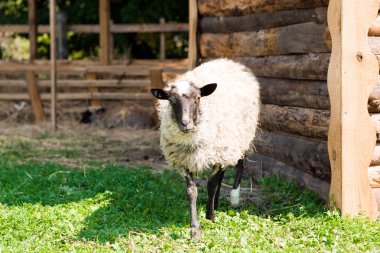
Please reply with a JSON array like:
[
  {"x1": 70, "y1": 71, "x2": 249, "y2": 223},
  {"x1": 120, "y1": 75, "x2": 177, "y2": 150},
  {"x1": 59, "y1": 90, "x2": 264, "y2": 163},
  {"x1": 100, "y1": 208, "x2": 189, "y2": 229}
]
[
  {"x1": 206, "y1": 168, "x2": 224, "y2": 222},
  {"x1": 231, "y1": 159, "x2": 244, "y2": 207},
  {"x1": 185, "y1": 170, "x2": 201, "y2": 239},
  {"x1": 214, "y1": 169, "x2": 225, "y2": 211},
  {"x1": 233, "y1": 159, "x2": 244, "y2": 189}
]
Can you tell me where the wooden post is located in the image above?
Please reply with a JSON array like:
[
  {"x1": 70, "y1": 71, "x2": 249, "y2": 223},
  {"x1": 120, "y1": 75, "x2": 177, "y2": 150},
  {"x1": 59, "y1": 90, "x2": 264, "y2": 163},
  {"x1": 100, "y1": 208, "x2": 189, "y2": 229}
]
[
  {"x1": 27, "y1": 0, "x2": 45, "y2": 123},
  {"x1": 50, "y1": 0, "x2": 57, "y2": 130},
  {"x1": 57, "y1": 11, "x2": 68, "y2": 59},
  {"x1": 188, "y1": 0, "x2": 198, "y2": 70},
  {"x1": 87, "y1": 73, "x2": 101, "y2": 108},
  {"x1": 95, "y1": 0, "x2": 110, "y2": 108},
  {"x1": 99, "y1": 0, "x2": 110, "y2": 65},
  {"x1": 160, "y1": 18, "x2": 166, "y2": 60},
  {"x1": 327, "y1": 0, "x2": 379, "y2": 219}
]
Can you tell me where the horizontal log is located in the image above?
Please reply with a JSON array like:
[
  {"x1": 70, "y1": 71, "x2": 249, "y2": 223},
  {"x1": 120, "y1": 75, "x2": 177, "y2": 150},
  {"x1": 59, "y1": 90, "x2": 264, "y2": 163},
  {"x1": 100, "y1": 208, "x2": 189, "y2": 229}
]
[
  {"x1": 200, "y1": 22, "x2": 331, "y2": 58},
  {"x1": 369, "y1": 166, "x2": 380, "y2": 187},
  {"x1": 235, "y1": 53, "x2": 330, "y2": 80},
  {"x1": 260, "y1": 104, "x2": 329, "y2": 140},
  {"x1": 258, "y1": 77, "x2": 330, "y2": 109},
  {"x1": 254, "y1": 130, "x2": 331, "y2": 181},
  {"x1": 200, "y1": 7, "x2": 327, "y2": 33},
  {"x1": 0, "y1": 23, "x2": 188, "y2": 34},
  {"x1": 248, "y1": 153, "x2": 330, "y2": 201},
  {"x1": 248, "y1": 154, "x2": 380, "y2": 204},
  {"x1": 371, "y1": 145, "x2": 380, "y2": 166},
  {"x1": 259, "y1": 105, "x2": 380, "y2": 142},
  {"x1": 198, "y1": 0, "x2": 328, "y2": 17},
  {"x1": 0, "y1": 79, "x2": 150, "y2": 88},
  {"x1": 0, "y1": 92, "x2": 152, "y2": 101},
  {"x1": 371, "y1": 114, "x2": 380, "y2": 142}
]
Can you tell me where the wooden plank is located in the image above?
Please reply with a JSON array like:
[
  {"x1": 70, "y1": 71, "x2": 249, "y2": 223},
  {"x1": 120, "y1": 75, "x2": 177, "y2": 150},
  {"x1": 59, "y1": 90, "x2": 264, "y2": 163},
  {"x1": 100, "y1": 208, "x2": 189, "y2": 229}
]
[
  {"x1": 200, "y1": 7, "x2": 327, "y2": 33},
  {"x1": 198, "y1": 0, "x2": 328, "y2": 17},
  {"x1": 0, "y1": 92, "x2": 152, "y2": 100},
  {"x1": 0, "y1": 23, "x2": 189, "y2": 34},
  {"x1": 200, "y1": 23, "x2": 332, "y2": 58},
  {"x1": 50, "y1": 0, "x2": 57, "y2": 130},
  {"x1": 99, "y1": 0, "x2": 110, "y2": 65},
  {"x1": 0, "y1": 79, "x2": 150, "y2": 88},
  {"x1": 327, "y1": 0, "x2": 378, "y2": 219},
  {"x1": 188, "y1": 0, "x2": 198, "y2": 69}
]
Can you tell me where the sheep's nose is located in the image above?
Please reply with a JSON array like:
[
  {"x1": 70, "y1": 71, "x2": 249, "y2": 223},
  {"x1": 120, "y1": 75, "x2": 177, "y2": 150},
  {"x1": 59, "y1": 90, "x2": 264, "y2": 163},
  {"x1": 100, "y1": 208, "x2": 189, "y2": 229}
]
[{"x1": 179, "y1": 120, "x2": 194, "y2": 132}]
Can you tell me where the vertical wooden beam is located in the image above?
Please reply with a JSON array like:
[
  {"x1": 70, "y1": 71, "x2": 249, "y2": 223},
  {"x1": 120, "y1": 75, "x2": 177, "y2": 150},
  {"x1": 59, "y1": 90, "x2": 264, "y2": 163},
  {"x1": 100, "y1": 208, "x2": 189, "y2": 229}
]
[
  {"x1": 28, "y1": 0, "x2": 37, "y2": 60},
  {"x1": 160, "y1": 18, "x2": 166, "y2": 60},
  {"x1": 87, "y1": 73, "x2": 101, "y2": 108},
  {"x1": 96, "y1": 0, "x2": 110, "y2": 108},
  {"x1": 27, "y1": 0, "x2": 45, "y2": 123},
  {"x1": 188, "y1": 0, "x2": 198, "y2": 70},
  {"x1": 50, "y1": 0, "x2": 57, "y2": 130},
  {"x1": 328, "y1": 0, "x2": 379, "y2": 219},
  {"x1": 99, "y1": 0, "x2": 110, "y2": 65}
]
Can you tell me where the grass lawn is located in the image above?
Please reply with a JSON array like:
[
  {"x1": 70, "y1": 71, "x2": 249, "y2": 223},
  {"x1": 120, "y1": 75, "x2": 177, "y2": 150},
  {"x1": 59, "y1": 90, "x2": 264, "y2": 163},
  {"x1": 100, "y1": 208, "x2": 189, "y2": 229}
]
[{"x1": 0, "y1": 125, "x2": 379, "y2": 252}]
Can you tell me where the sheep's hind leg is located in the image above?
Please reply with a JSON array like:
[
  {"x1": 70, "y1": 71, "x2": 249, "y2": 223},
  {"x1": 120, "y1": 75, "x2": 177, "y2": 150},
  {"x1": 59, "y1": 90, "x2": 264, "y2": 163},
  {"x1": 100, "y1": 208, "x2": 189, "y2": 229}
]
[
  {"x1": 231, "y1": 159, "x2": 244, "y2": 207},
  {"x1": 185, "y1": 170, "x2": 201, "y2": 239},
  {"x1": 206, "y1": 167, "x2": 224, "y2": 222}
]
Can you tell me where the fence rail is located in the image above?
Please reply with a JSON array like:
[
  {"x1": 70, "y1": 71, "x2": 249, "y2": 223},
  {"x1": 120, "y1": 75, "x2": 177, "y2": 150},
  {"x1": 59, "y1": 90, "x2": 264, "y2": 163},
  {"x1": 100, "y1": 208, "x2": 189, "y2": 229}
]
[{"x1": 0, "y1": 23, "x2": 189, "y2": 34}]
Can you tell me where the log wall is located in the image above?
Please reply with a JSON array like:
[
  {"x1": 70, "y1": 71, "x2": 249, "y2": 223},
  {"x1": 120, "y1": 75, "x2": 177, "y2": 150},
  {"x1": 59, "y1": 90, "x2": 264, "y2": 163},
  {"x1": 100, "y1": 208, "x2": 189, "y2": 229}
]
[{"x1": 197, "y1": 0, "x2": 380, "y2": 202}]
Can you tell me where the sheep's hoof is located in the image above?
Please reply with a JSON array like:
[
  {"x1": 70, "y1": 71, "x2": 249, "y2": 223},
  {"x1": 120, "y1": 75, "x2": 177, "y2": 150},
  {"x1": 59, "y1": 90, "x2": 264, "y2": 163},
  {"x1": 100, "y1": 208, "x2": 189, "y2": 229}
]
[{"x1": 190, "y1": 228, "x2": 201, "y2": 240}]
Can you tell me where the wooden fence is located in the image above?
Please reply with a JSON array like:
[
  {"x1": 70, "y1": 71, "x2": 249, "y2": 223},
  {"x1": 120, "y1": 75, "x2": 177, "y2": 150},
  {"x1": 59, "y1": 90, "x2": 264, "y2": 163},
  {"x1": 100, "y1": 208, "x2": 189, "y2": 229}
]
[{"x1": 0, "y1": 21, "x2": 189, "y2": 60}]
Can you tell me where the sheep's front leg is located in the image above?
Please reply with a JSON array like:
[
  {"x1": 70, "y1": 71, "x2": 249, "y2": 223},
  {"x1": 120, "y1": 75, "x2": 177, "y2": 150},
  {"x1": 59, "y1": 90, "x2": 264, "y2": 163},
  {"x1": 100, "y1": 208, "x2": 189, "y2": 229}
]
[
  {"x1": 206, "y1": 167, "x2": 224, "y2": 222},
  {"x1": 231, "y1": 159, "x2": 244, "y2": 207},
  {"x1": 185, "y1": 170, "x2": 201, "y2": 239}
]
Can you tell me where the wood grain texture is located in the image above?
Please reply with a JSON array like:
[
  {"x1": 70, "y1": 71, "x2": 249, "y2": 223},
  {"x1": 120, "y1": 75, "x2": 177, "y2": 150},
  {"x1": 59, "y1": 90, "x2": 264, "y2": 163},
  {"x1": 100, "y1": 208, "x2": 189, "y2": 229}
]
[
  {"x1": 327, "y1": 0, "x2": 379, "y2": 219},
  {"x1": 253, "y1": 130, "x2": 331, "y2": 181},
  {"x1": 259, "y1": 104, "x2": 330, "y2": 141},
  {"x1": 258, "y1": 78, "x2": 330, "y2": 109},
  {"x1": 86, "y1": 73, "x2": 101, "y2": 107},
  {"x1": 200, "y1": 7, "x2": 327, "y2": 33},
  {"x1": 188, "y1": 0, "x2": 199, "y2": 69},
  {"x1": 200, "y1": 22, "x2": 331, "y2": 58},
  {"x1": 99, "y1": 0, "x2": 110, "y2": 65},
  {"x1": 198, "y1": 0, "x2": 328, "y2": 17}
]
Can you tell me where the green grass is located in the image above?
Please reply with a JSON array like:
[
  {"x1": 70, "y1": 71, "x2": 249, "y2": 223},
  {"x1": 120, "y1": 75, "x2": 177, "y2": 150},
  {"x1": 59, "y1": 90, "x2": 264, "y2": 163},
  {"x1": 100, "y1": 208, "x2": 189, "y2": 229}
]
[{"x1": 0, "y1": 138, "x2": 380, "y2": 252}]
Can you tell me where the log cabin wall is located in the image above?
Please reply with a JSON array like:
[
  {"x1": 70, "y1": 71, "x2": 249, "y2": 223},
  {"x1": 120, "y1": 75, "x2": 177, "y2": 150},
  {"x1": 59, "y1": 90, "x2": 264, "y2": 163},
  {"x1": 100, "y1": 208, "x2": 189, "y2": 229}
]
[{"x1": 197, "y1": 0, "x2": 380, "y2": 202}]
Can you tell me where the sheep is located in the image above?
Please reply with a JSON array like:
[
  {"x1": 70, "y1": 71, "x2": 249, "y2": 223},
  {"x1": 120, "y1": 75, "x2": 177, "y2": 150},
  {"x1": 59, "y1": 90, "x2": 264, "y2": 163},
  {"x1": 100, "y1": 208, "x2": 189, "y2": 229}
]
[{"x1": 151, "y1": 58, "x2": 260, "y2": 239}]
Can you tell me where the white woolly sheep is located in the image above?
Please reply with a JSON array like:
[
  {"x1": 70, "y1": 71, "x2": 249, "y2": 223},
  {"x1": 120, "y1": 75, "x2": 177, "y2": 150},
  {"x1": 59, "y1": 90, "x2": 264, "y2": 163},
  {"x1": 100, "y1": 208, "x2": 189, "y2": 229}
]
[{"x1": 151, "y1": 58, "x2": 260, "y2": 239}]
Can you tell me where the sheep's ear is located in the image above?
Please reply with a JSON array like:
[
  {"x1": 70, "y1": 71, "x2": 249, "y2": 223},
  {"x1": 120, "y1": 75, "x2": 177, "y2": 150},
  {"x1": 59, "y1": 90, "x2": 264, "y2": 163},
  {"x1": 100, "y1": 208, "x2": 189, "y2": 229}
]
[
  {"x1": 200, "y1": 83, "x2": 217, "y2": 97},
  {"x1": 151, "y1": 89, "x2": 169, "y2": 100}
]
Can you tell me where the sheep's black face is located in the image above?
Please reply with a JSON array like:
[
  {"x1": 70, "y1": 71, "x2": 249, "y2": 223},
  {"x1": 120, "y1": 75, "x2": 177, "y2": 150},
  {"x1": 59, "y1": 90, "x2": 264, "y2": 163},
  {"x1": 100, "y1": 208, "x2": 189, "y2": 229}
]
[{"x1": 151, "y1": 82, "x2": 217, "y2": 133}]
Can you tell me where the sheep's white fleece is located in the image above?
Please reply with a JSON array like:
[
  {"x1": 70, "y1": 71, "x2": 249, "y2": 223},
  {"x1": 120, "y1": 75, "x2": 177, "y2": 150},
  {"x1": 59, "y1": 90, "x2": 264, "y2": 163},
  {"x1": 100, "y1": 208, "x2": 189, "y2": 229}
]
[{"x1": 158, "y1": 58, "x2": 260, "y2": 173}]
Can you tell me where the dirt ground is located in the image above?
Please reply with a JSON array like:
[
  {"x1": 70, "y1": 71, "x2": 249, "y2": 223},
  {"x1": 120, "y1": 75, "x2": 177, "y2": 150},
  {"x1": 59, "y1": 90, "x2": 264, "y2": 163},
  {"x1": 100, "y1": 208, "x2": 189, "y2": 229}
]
[
  {"x1": 0, "y1": 120, "x2": 166, "y2": 169},
  {"x1": 0, "y1": 120, "x2": 261, "y2": 204}
]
